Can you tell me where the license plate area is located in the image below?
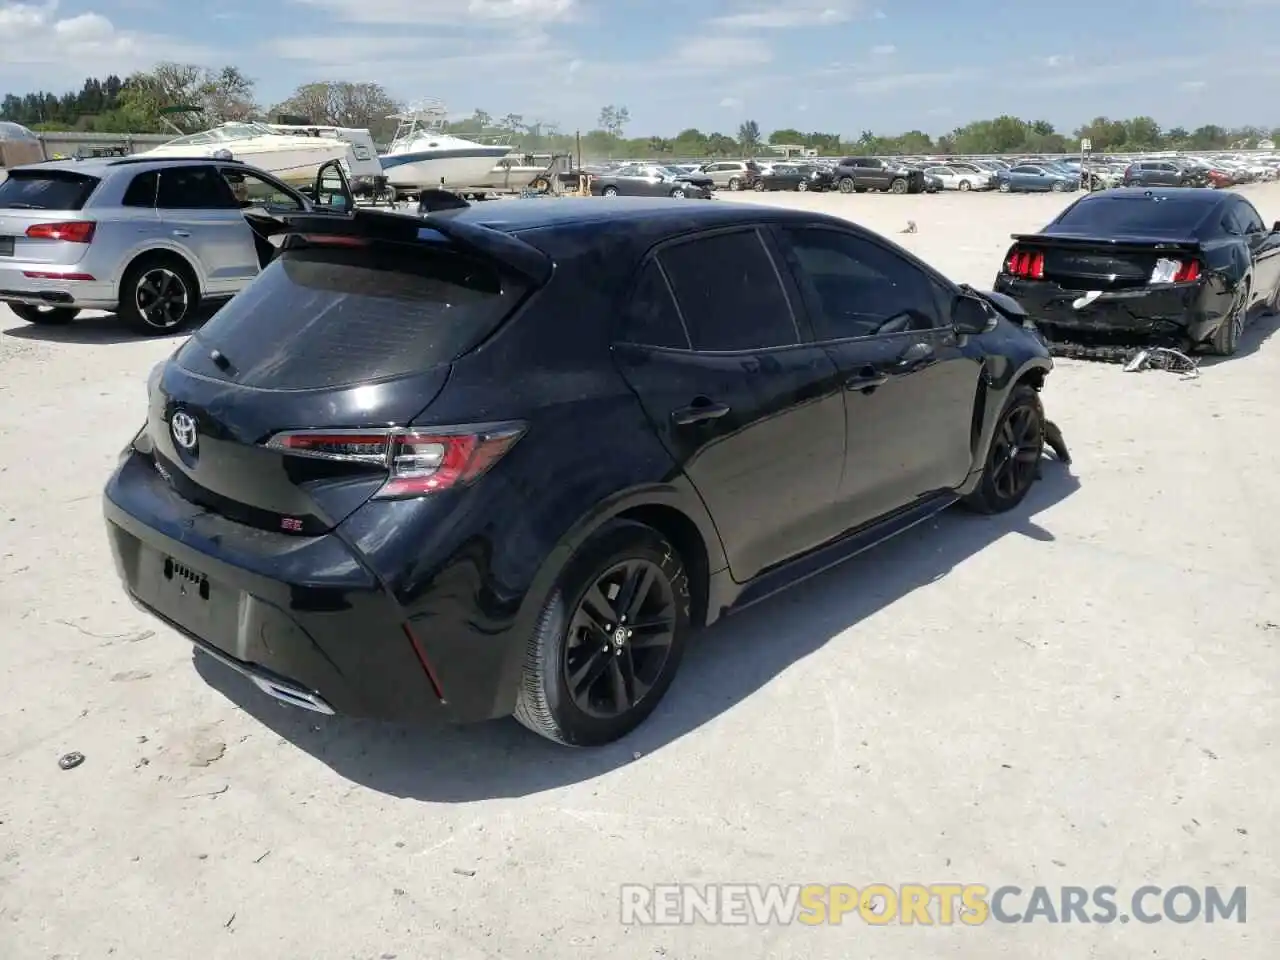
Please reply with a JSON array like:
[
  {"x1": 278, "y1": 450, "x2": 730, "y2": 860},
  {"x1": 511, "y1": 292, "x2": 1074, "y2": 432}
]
[
  {"x1": 0, "y1": 237, "x2": 13, "y2": 256},
  {"x1": 134, "y1": 547, "x2": 236, "y2": 646}
]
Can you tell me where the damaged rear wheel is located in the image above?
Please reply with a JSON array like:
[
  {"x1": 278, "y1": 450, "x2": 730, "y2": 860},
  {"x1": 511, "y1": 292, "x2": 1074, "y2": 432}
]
[
  {"x1": 1209, "y1": 283, "x2": 1248, "y2": 357},
  {"x1": 962, "y1": 384, "x2": 1044, "y2": 515}
]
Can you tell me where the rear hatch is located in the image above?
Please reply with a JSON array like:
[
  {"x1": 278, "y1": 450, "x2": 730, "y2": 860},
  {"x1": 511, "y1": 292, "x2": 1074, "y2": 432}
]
[
  {"x1": 0, "y1": 168, "x2": 100, "y2": 263},
  {"x1": 144, "y1": 229, "x2": 537, "y2": 534}
]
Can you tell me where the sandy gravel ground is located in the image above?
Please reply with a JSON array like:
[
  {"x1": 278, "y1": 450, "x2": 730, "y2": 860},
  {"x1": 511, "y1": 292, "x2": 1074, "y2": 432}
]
[{"x1": 1, "y1": 183, "x2": 1277, "y2": 960}]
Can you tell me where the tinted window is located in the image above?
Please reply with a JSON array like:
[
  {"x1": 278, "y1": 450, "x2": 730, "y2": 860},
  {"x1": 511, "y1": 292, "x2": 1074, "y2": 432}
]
[
  {"x1": 658, "y1": 230, "x2": 797, "y2": 351},
  {"x1": 176, "y1": 244, "x2": 526, "y2": 389},
  {"x1": 121, "y1": 171, "x2": 157, "y2": 207},
  {"x1": 1053, "y1": 196, "x2": 1212, "y2": 236},
  {"x1": 0, "y1": 170, "x2": 99, "y2": 210},
  {"x1": 221, "y1": 169, "x2": 303, "y2": 210},
  {"x1": 622, "y1": 260, "x2": 689, "y2": 349},
  {"x1": 1230, "y1": 200, "x2": 1265, "y2": 234},
  {"x1": 782, "y1": 227, "x2": 946, "y2": 340},
  {"x1": 156, "y1": 167, "x2": 236, "y2": 209}
]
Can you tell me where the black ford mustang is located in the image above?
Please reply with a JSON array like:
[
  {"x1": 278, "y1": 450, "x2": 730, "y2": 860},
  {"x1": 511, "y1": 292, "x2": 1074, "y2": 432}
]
[
  {"x1": 994, "y1": 188, "x2": 1280, "y2": 356},
  {"x1": 104, "y1": 198, "x2": 1056, "y2": 747}
]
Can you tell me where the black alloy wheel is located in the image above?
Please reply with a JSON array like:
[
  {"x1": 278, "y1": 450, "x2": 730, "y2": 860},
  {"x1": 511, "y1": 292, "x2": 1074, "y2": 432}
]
[
  {"x1": 118, "y1": 257, "x2": 199, "y2": 335},
  {"x1": 563, "y1": 558, "x2": 677, "y2": 720},
  {"x1": 1209, "y1": 283, "x2": 1249, "y2": 356},
  {"x1": 962, "y1": 384, "x2": 1045, "y2": 514},
  {"x1": 514, "y1": 520, "x2": 690, "y2": 746}
]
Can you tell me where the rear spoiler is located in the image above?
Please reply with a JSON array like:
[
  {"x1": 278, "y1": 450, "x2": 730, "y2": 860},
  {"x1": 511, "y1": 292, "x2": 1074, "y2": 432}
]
[
  {"x1": 278, "y1": 209, "x2": 554, "y2": 286},
  {"x1": 1009, "y1": 232, "x2": 1202, "y2": 254}
]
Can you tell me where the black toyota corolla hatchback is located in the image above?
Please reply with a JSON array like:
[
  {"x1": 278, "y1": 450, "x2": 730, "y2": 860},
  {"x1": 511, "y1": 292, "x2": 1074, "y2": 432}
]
[{"x1": 103, "y1": 197, "x2": 1054, "y2": 746}]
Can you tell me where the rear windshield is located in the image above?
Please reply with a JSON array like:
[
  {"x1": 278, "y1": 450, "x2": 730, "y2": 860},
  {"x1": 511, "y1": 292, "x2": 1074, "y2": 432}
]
[
  {"x1": 1051, "y1": 197, "x2": 1212, "y2": 236},
  {"x1": 0, "y1": 170, "x2": 100, "y2": 210},
  {"x1": 176, "y1": 243, "x2": 526, "y2": 390}
]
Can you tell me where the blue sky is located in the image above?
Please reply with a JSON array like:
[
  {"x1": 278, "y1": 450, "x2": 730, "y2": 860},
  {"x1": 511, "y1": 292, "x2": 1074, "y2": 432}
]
[{"x1": 2, "y1": 0, "x2": 1278, "y2": 137}]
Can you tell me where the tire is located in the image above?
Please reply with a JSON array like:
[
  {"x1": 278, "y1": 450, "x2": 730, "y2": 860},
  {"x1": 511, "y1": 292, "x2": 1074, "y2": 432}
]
[
  {"x1": 530, "y1": 177, "x2": 550, "y2": 194},
  {"x1": 958, "y1": 179, "x2": 971, "y2": 192},
  {"x1": 962, "y1": 385, "x2": 1045, "y2": 515},
  {"x1": 116, "y1": 254, "x2": 199, "y2": 336},
  {"x1": 999, "y1": 180, "x2": 1012, "y2": 193},
  {"x1": 669, "y1": 187, "x2": 686, "y2": 199},
  {"x1": 728, "y1": 177, "x2": 742, "y2": 191},
  {"x1": 1051, "y1": 180, "x2": 1066, "y2": 193},
  {"x1": 796, "y1": 180, "x2": 809, "y2": 192},
  {"x1": 8, "y1": 303, "x2": 80, "y2": 325},
  {"x1": 889, "y1": 178, "x2": 908, "y2": 195},
  {"x1": 513, "y1": 520, "x2": 691, "y2": 746},
  {"x1": 1209, "y1": 283, "x2": 1249, "y2": 356},
  {"x1": 838, "y1": 176, "x2": 855, "y2": 194},
  {"x1": 601, "y1": 186, "x2": 619, "y2": 197},
  {"x1": 753, "y1": 179, "x2": 766, "y2": 192}
]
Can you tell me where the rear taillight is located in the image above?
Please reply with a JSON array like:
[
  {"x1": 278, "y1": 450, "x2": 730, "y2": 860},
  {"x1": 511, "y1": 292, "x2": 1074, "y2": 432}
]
[
  {"x1": 1150, "y1": 259, "x2": 1201, "y2": 284},
  {"x1": 25, "y1": 221, "x2": 95, "y2": 243},
  {"x1": 1004, "y1": 248, "x2": 1045, "y2": 280},
  {"x1": 264, "y1": 424, "x2": 525, "y2": 499}
]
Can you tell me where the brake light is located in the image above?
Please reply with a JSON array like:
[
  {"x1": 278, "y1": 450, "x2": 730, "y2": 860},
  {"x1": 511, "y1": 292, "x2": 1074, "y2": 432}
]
[
  {"x1": 265, "y1": 424, "x2": 525, "y2": 498},
  {"x1": 1148, "y1": 258, "x2": 1201, "y2": 284},
  {"x1": 25, "y1": 221, "x2": 95, "y2": 243},
  {"x1": 1004, "y1": 248, "x2": 1045, "y2": 279},
  {"x1": 296, "y1": 234, "x2": 368, "y2": 247}
]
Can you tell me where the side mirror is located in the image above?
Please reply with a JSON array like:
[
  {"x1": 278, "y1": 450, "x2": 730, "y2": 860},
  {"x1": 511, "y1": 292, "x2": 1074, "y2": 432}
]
[
  {"x1": 953, "y1": 295, "x2": 998, "y2": 335},
  {"x1": 1273, "y1": 221, "x2": 1280, "y2": 233}
]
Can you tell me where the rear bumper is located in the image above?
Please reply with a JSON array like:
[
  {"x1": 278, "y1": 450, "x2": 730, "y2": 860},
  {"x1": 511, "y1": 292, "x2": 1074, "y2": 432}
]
[
  {"x1": 0, "y1": 261, "x2": 118, "y2": 311},
  {"x1": 102, "y1": 449, "x2": 523, "y2": 725},
  {"x1": 993, "y1": 275, "x2": 1212, "y2": 339}
]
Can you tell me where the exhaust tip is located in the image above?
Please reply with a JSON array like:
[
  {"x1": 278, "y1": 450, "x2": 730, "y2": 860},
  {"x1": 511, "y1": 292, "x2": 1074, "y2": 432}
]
[{"x1": 251, "y1": 676, "x2": 335, "y2": 715}]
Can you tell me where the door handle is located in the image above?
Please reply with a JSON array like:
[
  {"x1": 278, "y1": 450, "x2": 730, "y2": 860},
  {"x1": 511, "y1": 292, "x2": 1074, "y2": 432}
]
[
  {"x1": 171, "y1": 230, "x2": 191, "y2": 238},
  {"x1": 845, "y1": 365, "x2": 889, "y2": 392},
  {"x1": 671, "y1": 398, "x2": 730, "y2": 425}
]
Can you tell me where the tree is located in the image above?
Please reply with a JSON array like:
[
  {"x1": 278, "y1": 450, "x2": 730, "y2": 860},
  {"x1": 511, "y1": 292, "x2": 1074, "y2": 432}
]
[
  {"x1": 499, "y1": 113, "x2": 525, "y2": 135},
  {"x1": 113, "y1": 62, "x2": 259, "y2": 131},
  {"x1": 597, "y1": 104, "x2": 630, "y2": 138},
  {"x1": 737, "y1": 119, "x2": 761, "y2": 154},
  {"x1": 271, "y1": 81, "x2": 402, "y2": 140}
]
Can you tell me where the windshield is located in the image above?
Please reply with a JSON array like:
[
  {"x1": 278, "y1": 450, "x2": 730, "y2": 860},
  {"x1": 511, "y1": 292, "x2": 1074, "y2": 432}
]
[{"x1": 1052, "y1": 196, "x2": 1214, "y2": 237}]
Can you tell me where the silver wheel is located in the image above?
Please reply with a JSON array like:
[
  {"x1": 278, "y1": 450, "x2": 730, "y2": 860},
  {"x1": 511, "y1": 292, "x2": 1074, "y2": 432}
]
[
  {"x1": 134, "y1": 267, "x2": 190, "y2": 330},
  {"x1": 959, "y1": 179, "x2": 971, "y2": 191},
  {"x1": 797, "y1": 180, "x2": 809, "y2": 192},
  {"x1": 602, "y1": 186, "x2": 619, "y2": 197}
]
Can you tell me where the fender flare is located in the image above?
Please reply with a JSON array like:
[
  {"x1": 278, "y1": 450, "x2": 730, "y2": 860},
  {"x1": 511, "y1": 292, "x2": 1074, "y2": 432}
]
[{"x1": 112, "y1": 242, "x2": 209, "y2": 295}]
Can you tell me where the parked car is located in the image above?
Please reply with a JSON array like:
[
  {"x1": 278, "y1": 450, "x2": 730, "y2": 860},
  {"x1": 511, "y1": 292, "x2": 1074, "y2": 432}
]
[
  {"x1": 699, "y1": 160, "x2": 764, "y2": 191},
  {"x1": 1121, "y1": 159, "x2": 1205, "y2": 188},
  {"x1": 832, "y1": 156, "x2": 927, "y2": 194},
  {"x1": 925, "y1": 165, "x2": 992, "y2": 191},
  {"x1": 996, "y1": 164, "x2": 1079, "y2": 193},
  {"x1": 592, "y1": 164, "x2": 712, "y2": 199},
  {"x1": 994, "y1": 187, "x2": 1280, "y2": 356},
  {"x1": 0, "y1": 156, "x2": 349, "y2": 334},
  {"x1": 750, "y1": 163, "x2": 832, "y2": 192},
  {"x1": 103, "y1": 197, "x2": 1056, "y2": 746}
]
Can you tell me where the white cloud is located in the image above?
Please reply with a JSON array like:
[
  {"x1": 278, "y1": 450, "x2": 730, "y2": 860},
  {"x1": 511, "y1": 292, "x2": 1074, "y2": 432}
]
[
  {"x1": 870, "y1": 44, "x2": 895, "y2": 55},
  {"x1": 288, "y1": 0, "x2": 577, "y2": 25},
  {"x1": 712, "y1": 0, "x2": 862, "y2": 28},
  {"x1": 0, "y1": 1, "x2": 211, "y2": 80},
  {"x1": 674, "y1": 36, "x2": 773, "y2": 67},
  {"x1": 1181, "y1": 79, "x2": 1207, "y2": 90},
  {"x1": 719, "y1": 96, "x2": 743, "y2": 110},
  {"x1": 1044, "y1": 54, "x2": 1074, "y2": 67},
  {"x1": 872, "y1": 7, "x2": 886, "y2": 17}
]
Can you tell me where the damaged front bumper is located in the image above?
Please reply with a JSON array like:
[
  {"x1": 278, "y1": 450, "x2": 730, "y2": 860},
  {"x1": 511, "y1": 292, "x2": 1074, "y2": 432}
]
[{"x1": 992, "y1": 276, "x2": 1217, "y2": 362}]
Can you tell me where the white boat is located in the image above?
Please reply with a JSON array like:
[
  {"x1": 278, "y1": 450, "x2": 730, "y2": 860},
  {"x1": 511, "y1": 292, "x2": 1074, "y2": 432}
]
[
  {"x1": 467, "y1": 152, "x2": 556, "y2": 191},
  {"x1": 140, "y1": 121, "x2": 350, "y2": 183},
  {"x1": 379, "y1": 100, "x2": 510, "y2": 191},
  {"x1": 267, "y1": 123, "x2": 384, "y2": 179}
]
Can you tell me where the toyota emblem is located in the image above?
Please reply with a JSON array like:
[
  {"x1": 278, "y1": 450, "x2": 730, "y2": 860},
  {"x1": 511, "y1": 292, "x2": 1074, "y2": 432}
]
[{"x1": 171, "y1": 410, "x2": 198, "y2": 451}]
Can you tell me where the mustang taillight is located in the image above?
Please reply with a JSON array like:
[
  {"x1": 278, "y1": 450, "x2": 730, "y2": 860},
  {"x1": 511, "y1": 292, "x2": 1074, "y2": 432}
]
[
  {"x1": 26, "y1": 221, "x2": 95, "y2": 243},
  {"x1": 1005, "y1": 248, "x2": 1045, "y2": 279},
  {"x1": 264, "y1": 424, "x2": 525, "y2": 498},
  {"x1": 1149, "y1": 259, "x2": 1201, "y2": 284}
]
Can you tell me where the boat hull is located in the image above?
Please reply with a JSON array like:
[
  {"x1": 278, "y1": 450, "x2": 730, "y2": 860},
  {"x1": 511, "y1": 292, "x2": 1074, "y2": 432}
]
[
  {"x1": 140, "y1": 142, "x2": 349, "y2": 184},
  {"x1": 379, "y1": 147, "x2": 511, "y2": 189}
]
